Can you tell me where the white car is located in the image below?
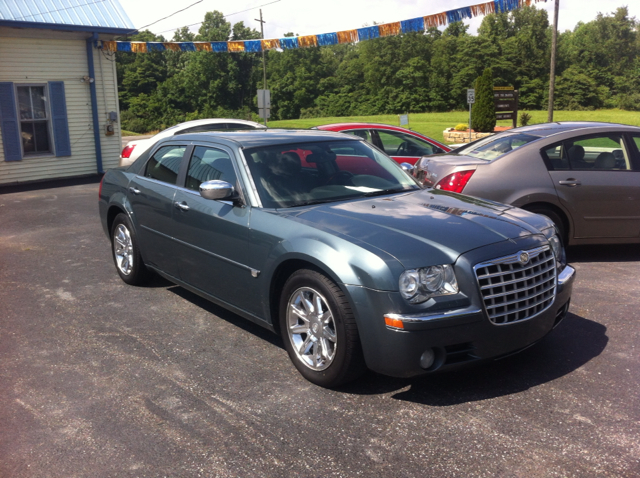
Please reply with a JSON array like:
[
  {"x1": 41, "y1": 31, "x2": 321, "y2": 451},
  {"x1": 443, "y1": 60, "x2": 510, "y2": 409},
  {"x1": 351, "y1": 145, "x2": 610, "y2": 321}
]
[{"x1": 119, "y1": 118, "x2": 267, "y2": 167}]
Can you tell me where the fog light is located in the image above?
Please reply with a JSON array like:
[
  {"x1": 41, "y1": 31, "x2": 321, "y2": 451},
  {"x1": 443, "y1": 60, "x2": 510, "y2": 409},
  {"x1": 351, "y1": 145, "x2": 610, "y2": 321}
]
[{"x1": 420, "y1": 348, "x2": 435, "y2": 369}]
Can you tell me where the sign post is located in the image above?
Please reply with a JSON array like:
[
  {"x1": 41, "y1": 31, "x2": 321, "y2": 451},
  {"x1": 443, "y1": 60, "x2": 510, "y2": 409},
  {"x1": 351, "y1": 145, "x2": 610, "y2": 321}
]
[
  {"x1": 257, "y1": 89, "x2": 271, "y2": 122},
  {"x1": 467, "y1": 88, "x2": 475, "y2": 143}
]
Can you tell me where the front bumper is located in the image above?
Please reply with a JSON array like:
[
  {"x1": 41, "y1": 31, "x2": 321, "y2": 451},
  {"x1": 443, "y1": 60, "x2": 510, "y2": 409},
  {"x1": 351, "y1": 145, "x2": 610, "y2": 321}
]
[{"x1": 347, "y1": 242, "x2": 576, "y2": 378}]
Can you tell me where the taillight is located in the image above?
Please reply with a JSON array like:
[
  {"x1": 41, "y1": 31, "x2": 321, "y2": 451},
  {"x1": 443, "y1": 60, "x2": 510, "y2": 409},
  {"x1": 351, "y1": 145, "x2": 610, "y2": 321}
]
[
  {"x1": 435, "y1": 170, "x2": 475, "y2": 193},
  {"x1": 121, "y1": 144, "x2": 135, "y2": 158},
  {"x1": 99, "y1": 174, "x2": 104, "y2": 198}
]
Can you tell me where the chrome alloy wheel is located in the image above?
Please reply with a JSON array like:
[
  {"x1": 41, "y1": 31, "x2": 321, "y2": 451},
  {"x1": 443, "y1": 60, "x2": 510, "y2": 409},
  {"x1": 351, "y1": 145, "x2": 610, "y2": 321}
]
[
  {"x1": 113, "y1": 224, "x2": 134, "y2": 276},
  {"x1": 286, "y1": 287, "x2": 337, "y2": 371}
]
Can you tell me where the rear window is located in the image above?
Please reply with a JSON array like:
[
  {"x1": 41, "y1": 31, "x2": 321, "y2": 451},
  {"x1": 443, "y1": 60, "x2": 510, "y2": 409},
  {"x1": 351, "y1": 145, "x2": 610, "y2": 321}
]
[{"x1": 458, "y1": 133, "x2": 539, "y2": 161}]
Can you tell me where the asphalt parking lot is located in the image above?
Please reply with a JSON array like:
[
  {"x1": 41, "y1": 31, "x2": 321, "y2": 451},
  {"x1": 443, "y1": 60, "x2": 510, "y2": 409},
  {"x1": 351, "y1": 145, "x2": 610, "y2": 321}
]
[{"x1": 1, "y1": 178, "x2": 639, "y2": 477}]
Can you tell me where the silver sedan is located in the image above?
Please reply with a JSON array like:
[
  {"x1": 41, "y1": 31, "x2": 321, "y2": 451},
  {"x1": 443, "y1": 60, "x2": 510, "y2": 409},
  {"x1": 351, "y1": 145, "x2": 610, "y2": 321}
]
[{"x1": 414, "y1": 122, "x2": 640, "y2": 246}]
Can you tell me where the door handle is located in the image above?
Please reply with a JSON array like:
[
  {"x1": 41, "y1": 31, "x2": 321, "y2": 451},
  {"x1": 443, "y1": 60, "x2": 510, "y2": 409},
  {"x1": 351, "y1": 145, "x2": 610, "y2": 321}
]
[
  {"x1": 174, "y1": 201, "x2": 190, "y2": 211},
  {"x1": 128, "y1": 187, "x2": 141, "y2": 195},
  {"x1": 558, "y1": 179, "x2": 581, "y2": 187}
]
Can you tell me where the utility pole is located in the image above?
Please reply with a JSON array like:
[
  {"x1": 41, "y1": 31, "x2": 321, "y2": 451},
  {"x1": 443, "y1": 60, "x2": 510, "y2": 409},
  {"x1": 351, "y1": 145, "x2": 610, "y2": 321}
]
[
  {"x1": 255, "y1": 9, "x2": 268, "y2": 127},
  {"x1": 547, "y1": 0, "x2": 559, "y2": 123}
]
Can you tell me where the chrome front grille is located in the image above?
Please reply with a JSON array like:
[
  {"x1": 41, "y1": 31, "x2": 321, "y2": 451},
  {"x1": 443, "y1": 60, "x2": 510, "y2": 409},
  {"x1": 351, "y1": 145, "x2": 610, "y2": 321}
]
[{"x1": 474, "y1": 246, "x2": 556, "y2": 325}]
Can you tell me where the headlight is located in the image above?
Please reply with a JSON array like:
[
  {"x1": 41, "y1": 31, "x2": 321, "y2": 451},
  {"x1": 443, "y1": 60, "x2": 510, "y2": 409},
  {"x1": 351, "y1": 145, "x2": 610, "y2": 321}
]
[
  {"x1": 542, "y1": 227, "x2": 564, "y2": 264},
  {"x1": 399, "y1": 264, "x2": 459, "y2": 304}
]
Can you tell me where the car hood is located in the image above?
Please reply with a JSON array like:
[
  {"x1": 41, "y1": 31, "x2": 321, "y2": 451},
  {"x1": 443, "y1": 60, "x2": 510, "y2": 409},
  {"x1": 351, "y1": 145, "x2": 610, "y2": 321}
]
[{"x1": 280, "y1": 188, "x2": 550, "y2": 268}]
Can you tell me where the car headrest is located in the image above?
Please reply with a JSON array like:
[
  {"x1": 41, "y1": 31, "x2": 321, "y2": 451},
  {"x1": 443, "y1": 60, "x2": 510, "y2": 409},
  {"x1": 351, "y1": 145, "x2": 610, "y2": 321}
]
[
  {"x1": 269, "y1": 152, "x2": 301, "y2": 177},
  {"x1": 567, "y1": 145, "x2": 585, "y2": 162}
]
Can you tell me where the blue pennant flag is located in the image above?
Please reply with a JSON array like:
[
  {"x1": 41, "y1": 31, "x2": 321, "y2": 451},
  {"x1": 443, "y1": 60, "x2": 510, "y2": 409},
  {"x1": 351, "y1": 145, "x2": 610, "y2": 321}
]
[
  {"x1": 147, "y1": 42, "x2": 166, "y2": 52},
  {"x1": 357, "y1": 26, "x2": 380, "y2": 41},
  {"x1": 244, "y1": 40, "x2": 262, "y2": 52},
  {"x1": 280, "y1": 37, "x2": 299, "y2": 49},
  {"x1": 317, "y1": 33, "x2": 339, "y2": 46},
  {"x1": 211, "y1": 42, "x2": 229, "y2": 52},
  {"x1": 401, "y1": 17, "x2": 425, "y2": 34},
  {"x1": 116, "y1": 42, "x2": 131, "y2": 52},
  {"x1": 179, "y1": 42, "x2": 196, "y2": 52}
]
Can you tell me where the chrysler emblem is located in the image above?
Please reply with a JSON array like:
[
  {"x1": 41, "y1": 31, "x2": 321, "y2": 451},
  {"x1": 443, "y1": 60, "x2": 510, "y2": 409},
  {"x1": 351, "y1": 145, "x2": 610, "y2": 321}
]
[{"x1": 518, "y1": 251, "x2": 530, "y2": 265}]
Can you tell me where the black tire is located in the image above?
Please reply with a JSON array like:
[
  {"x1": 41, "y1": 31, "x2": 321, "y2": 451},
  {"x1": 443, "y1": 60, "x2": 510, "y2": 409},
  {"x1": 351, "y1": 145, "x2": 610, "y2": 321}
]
[
  {"x1": 110, "y1": 213, "x2": 153, "y2": 285},
  {"x1": 279, "y1": 269, "x2": 366, "y2": 388},
  {"x1": 525, "y1": 206, "x2": 567, "y2": 245}
]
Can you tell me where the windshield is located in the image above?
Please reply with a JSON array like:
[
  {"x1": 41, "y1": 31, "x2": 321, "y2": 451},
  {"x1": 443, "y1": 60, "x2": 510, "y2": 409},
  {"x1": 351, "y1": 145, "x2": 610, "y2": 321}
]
[
  {"x1": 243, "y1": 140, "x2": 419, "y2": 208},
  {"x1": 456, "y1": 133, "x2": 539, "y2": 161}
]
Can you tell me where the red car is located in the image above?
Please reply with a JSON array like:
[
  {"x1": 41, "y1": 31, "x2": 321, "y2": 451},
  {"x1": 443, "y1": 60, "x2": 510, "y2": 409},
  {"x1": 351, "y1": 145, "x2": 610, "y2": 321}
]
[{"x1": 314, "y1": 123, "x2": 451, "y2": 165}]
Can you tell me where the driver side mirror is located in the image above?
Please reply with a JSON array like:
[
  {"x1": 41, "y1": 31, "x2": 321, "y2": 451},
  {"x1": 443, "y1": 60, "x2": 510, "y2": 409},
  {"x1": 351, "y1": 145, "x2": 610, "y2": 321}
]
[
  {"x1": 400, "y1": 162, "x2": 415, "y2": 175},
  {"x1": 200, "y1": 180, "x2": 235, "y2": 200}
]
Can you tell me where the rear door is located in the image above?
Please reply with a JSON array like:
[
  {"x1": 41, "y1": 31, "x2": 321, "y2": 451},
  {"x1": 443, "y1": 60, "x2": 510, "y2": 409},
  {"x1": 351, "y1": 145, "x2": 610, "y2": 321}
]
[
  {"x1": 543, "y1": 133, "x2": 640, "y2": 239},
  {"x1": 128, "y1": 143, "x2": 189, "y2": 276}
]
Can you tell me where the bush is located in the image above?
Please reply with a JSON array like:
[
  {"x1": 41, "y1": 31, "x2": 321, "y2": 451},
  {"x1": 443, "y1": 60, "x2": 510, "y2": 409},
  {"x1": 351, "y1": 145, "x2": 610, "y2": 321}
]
[
  {"x1": 120, "y1": 110, "x2": 149, "y2": 134},
  {"x1": 519, "y1": 112, "x2": 532, "y2": 127},
  {"x1": 454, "y1": 123, "x2": 469, "y2": 131},
  {"x1": 471, "y1": 68, "x2": 496, "y2": 133}
]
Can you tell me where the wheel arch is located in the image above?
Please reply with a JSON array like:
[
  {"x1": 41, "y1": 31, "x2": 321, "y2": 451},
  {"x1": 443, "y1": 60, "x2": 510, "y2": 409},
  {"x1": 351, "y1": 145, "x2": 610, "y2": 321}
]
[
  {"x1": 521, "y1": 201, "x2": 572, "y2": 244},
  {"x1": 268, "y1": 257, "x2": 346, "y2": 335}
]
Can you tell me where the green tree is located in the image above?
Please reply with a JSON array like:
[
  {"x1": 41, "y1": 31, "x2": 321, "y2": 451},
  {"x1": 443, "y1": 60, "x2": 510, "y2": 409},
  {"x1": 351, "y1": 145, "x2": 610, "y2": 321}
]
[{"x1": 471, "y1": 68, "x2": 496, "y2": 132}]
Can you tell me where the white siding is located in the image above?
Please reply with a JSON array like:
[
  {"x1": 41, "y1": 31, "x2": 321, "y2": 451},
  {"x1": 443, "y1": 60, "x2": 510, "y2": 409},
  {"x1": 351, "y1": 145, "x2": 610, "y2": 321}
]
[{"x1": 0, "y1": 36, "x2": 122, "y2": 184}]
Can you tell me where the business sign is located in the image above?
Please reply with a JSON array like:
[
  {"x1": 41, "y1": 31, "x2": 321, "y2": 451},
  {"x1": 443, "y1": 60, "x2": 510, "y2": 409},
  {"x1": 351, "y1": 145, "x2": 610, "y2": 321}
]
[{"x1": 494, "y1": 88, "x2": 518, "y2": 127}]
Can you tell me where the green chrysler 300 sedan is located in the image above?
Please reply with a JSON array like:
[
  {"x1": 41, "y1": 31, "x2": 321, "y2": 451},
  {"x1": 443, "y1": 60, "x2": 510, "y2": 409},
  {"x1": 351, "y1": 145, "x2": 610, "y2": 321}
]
[{"x1": 99, "y1": 130, "x2": 575, "y2": 388}]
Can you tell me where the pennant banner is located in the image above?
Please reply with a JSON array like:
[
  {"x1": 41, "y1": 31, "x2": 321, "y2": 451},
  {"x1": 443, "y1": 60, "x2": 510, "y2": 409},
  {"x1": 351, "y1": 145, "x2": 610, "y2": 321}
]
[{"x1": 101, "y1": 0, "x2": 547, "y2": 53}]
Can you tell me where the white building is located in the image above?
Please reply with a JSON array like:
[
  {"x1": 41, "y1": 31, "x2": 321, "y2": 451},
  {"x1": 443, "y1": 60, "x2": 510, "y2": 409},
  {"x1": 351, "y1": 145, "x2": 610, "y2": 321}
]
[{"x1": 0, "y1": 0, "x2": 135, "y2": 185}]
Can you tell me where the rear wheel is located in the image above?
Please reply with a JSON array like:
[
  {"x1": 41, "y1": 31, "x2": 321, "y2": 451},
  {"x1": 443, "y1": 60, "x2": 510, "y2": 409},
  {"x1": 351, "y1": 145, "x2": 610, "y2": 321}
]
[
  {"x1": 280, "y1": 269, "x2": 366, "y2": 388},
  {"x1": 111, "y1": 213, "x2": 153, "y2": 285}
]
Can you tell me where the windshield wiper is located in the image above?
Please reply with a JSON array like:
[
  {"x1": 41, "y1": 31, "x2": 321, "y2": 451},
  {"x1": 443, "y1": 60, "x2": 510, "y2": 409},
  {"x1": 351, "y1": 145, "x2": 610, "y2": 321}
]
[{"x1": 362, "y1": 187, "x2": 415, "y2": 197}]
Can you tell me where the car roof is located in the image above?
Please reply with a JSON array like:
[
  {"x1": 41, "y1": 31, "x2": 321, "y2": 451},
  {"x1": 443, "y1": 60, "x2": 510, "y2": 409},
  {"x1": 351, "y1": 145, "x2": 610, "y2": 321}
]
[
  {"x1": 160, "y1": 118, "x2": 266, "y2": 135},
  {"x1": 317, "y1": 123, "x2": 414, "y2": 131},
  {"x1": 499, "y1": 121, "x2": 640, "y2": 138},
  {"x1": 159, "y1": 129, "x2": 361, "y2": 148}
]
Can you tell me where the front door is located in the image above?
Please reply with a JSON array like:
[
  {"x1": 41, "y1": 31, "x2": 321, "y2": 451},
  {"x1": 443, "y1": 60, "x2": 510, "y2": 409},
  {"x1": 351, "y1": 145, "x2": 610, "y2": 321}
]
[{"x1": 171, "y1": 145, "x2": 258, "y2": 311}]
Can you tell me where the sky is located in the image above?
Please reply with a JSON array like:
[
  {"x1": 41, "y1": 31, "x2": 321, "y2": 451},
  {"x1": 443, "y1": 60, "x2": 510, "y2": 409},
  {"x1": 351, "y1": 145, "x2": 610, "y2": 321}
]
[{"x1": 116, "y1": 0, "x2": 638, "y2": 40}]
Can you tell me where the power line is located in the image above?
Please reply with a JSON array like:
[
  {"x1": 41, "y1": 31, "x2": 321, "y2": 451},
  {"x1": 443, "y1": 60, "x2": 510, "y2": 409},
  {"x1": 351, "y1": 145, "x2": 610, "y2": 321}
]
[
  {"x1": 153, "y1": 0, "x2": 281, "y2": 35},
  {"x1": 137, "y1": 0, "x2": 203, "y2": 31},
  {"x1": 9, "y1": 0, "x2": 108, "y2": 22}
]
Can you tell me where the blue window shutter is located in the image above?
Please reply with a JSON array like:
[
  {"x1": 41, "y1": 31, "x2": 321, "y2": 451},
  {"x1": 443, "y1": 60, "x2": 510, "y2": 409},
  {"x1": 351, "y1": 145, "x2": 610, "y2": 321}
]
[
  {"x1": 48, "y1": 81, "x2": 71, "y2": 157},
  {"x1": 0, "y1": 82, "x2": 22, "y2": 162}
]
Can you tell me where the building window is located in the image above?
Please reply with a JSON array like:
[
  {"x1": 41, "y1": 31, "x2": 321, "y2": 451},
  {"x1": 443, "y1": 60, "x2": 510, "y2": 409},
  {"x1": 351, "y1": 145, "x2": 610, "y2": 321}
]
[{"x1": 17, "y1": 85, "x2": 51, "y2": 155}]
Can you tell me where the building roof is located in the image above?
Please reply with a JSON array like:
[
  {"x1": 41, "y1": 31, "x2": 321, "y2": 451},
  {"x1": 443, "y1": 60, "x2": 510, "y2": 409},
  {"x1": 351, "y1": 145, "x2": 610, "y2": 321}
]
[{"x1": 0, "y1": 0, "x2": 135, "y2": 34}]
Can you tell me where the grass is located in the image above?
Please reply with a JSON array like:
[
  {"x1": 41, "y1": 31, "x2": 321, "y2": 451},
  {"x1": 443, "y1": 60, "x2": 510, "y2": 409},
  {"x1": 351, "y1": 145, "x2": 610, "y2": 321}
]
[
  {"x1": 121, "y1": 130, "x2": 142, "y2": 136},
  {"x1": 268, "y1": 109, "x2": 640, "y2": 144}
]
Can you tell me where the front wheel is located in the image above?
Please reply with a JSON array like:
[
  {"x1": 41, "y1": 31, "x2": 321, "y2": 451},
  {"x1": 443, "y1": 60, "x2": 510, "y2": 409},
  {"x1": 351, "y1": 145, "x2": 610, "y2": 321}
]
[
  {"x1": 111, "y1": 213, "x2": 153, "y2": 285},
  {"x1": 280, "y1": 269, "x2": 366, "y2": 388}
]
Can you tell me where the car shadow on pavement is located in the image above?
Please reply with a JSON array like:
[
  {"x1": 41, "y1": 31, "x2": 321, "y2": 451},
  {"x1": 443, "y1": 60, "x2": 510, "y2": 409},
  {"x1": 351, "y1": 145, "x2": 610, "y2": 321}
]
[
  {"x1": 567, "y1": 244, "x2": 640, "y2": 263},
  {"x1": 167, "y1": 285, "x2": 284, "y2": 348},
  {"x1": 339, "y1": 313, "x2": 608, "y2": 405}
]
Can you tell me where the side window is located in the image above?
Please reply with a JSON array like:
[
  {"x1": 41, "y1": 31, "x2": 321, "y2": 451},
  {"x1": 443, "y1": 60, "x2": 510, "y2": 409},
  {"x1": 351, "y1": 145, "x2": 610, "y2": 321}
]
[
  {"x1": 566, "y1": 135, "x2": 631, "y2": 170},
  {"x1": 186, "y1": 146, "x2": 237, "y2": 192},
  {"x1": 542, "y1": 143, "x2": 569, "y2": 170},
  {"x1": 175, "y1": 124, "x2": 227, "y2": 135},
  {"x1": 144, "y1": 145, "x2": 186, "y2": 185},
  {"x1": 376, "y1": 130, "x2": 437, "y2": 156},
  {"x1": 343, "y1": 129, "x2": 373, "y2": 143},
  {"x1": 632, "y1": 136, "x2": 640, "y2": 156},
  {"x1": 226, "y1": 123, "x2": 256, "y2": 130}
]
